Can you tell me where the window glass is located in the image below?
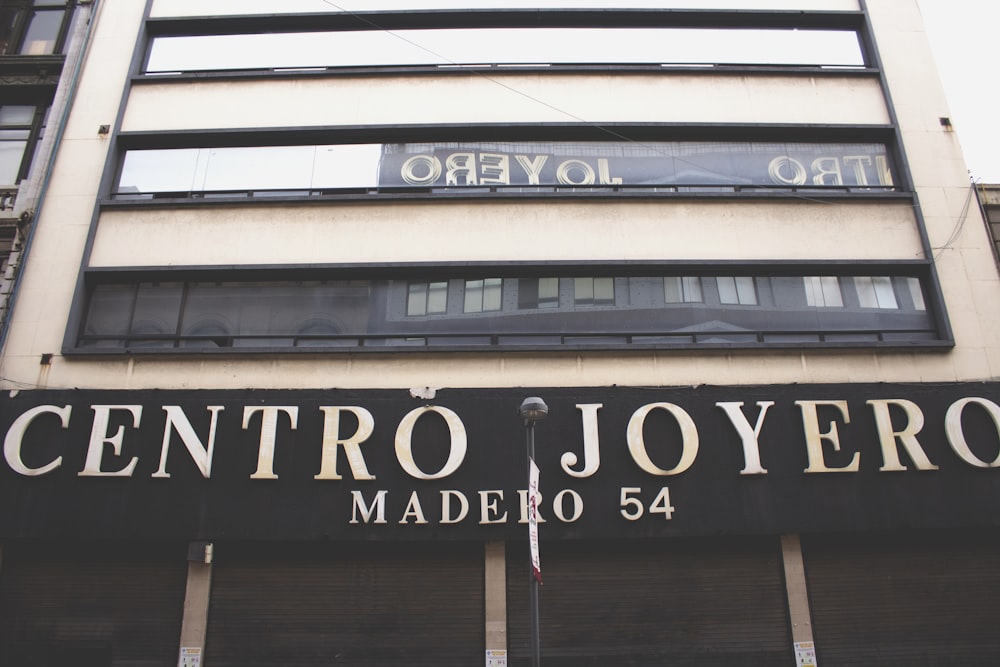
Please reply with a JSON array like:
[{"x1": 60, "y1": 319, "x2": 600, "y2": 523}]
[
  {"x1": 906, "y1": 277, "x2": 926, "y2": 311},
  {"x1": 19, "y1": 8, "x2": 63, "y2": 54},
  {"x1": 75, "y1": 272, "x2": 937, "y2": 351},
  {"x1": 854, "y1": 276, "x2": 898, "y2": 309},
  {"x1": 117, "y1": 142, "x2": 895, "y2": 197},
  {"x1": 664, "y1": 276, "x2": 702, "y2": 303},
  {"x1": 464, "y1": 278, "x2": 502, "y2": 313},
  {"x1": 0, "y1": 106, "x2": 36, "y2": 126},
  {"x1": 519, "y1": 277, "x2": 560, "y2": 310},
  {"x1": 804, "y1": 276, "x2": 843, "y2": 307},
  {"x1": 718, "y1": 277, "x2": 757, "y2": 305},
  {"x1": 145, "y1": 27, "x2": 863, "y2": 73},
  {"x1": 407, "y1": 281, "x2": 448, "y2": 316},
  {"x1": 574, "y1": 277, "x2": 614, "y2": 306},
  {"x1": 0, "y1": 130, "x2": 29, "y2": 184},
  {"x1": 81, "y1": 284, "x2": 135, "y2": 341}
]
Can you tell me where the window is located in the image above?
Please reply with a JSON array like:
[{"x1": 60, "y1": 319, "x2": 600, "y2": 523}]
[
  {"x1": 854, "y1": 276, "x2": 898, "y2": 309},
  {"x1": 145, "y1": 26, "x2": 863, "y2": 74},
  {"x1": 464, "y1": 278, "x2": 502, "y2": 313},
  {"x1": 407, "y1": 281, "x2": 448, "y2": 316},
  {"x1": 0, "y1": 105, "x2": 45, "y2": 185},
  {"x1": 518, "y1": 278, "x2": 560, "y2": 310},
  {"x1": 574, "y1": 277, "x2": 614, "y2": 306},
  {"x1": 0, "y1": 1, "x2": 75, "y2": 56},
  {"x1": 804, "y1": 276, "x2": 844, "y2": 307},
  {"x1": 72, "y1": 270, "x2": 941, "y2": 352},
  {"x1": 906, "y1": 277, "x2": 926, "y2": 311},
  {"x1": 717, "y1": 277, "x2": 757, "y2": 305},
  {"x1": 664, "y1": 277, "x2": 703, "y2": 303},
  {"x1": 113, "y1": 141, "x2": 897, "y2": 199}
]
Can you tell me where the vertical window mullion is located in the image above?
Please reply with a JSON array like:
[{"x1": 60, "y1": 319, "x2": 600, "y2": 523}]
[{"x1": 174, "y1": 282, "x2": 191, "y2": 347}]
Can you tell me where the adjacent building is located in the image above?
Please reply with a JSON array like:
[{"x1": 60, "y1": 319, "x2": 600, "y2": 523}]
[{"x1": 2, "y1": 1, "x2": 999, "y2": 665}]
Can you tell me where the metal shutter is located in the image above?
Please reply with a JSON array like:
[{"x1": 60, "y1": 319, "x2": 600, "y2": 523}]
[
  {"x1": 506, "y1": 537, "x2": 792, "y2": 666},
  {"x1": 204, "y1": 541, "x2": 484, "y2": 667},
  {"x1": 804, "y1": 530, "x2": 1000, "y2": 666},
  {"x1": 0, "y1": 541, "x2": 188, "y2": 667}
]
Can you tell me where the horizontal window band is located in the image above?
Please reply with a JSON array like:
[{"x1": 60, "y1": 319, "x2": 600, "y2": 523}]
[
  {"x1": 69, "y1": 270, "x2": 945, "y2": 354},
  {"x1": 112, "y1": 140, "x2": 902, "y2": 199},
  {"x1": 144, "y1": 26, "x2": 865, "y2": 74}
]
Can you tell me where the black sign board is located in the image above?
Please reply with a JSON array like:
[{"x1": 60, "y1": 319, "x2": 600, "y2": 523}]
[{"x1": 1, "y1": 384, "x2": 998, "y2": 541}]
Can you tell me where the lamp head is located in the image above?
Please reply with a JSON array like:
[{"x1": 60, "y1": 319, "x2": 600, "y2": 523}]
[{"x1": 519, "y1": 396, "x2": 549, "y2": 422}]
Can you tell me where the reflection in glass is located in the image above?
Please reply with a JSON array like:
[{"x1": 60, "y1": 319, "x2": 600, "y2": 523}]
[
  {"x1": 77, "y1": 274, "x2": 937, "y2": 350},
  {"x1": 407, "y1": 281, "x2": 448, "y2": 316},
  {"x1": 717, "y1": 277, "x2": 757, "y2": 305},
  {"x1": 664, "y1": 276, "x2": 702, "y2": 303},
  {"x1": 146, "y1": 27, "x2": 863, "y2": 73},
  {"x1": 518, "y1": 277, "x2": 559, "y2": 310},
  {"x1": 116, "y1": 142, "x2": 896, "y2": 197},
  {"x1": 803, "y1": 276, "x2": 843, "y2": 307},
  {"x1": 575, "y1": 277, "x2": 614, "y2": 306},
  {"x1": 854, "y1": 276, "x2": 898, "y2": 309},
  {"x1": 464, "y1": 278, "x2": 502, "y2": 313}
]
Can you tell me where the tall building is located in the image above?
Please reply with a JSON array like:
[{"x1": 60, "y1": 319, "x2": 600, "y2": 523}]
[{"x1": 1, "y1": 1, "x2": 999, "y2": 665}]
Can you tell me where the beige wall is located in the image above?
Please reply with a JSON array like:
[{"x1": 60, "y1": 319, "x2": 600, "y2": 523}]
[
  {"x1": 90, "y1": 201, "x2": 922, "y2": 267},
  {"x1": 122, "y1": 75, "x2": 889, "y2": 131},
  {"x1": 3, "y1": 0, "x2": 999, "y2": 392}
]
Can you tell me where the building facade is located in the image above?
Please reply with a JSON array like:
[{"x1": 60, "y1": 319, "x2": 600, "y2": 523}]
[
  {"x1": 0, "y1": 0, "x2": 93, "y2": 331},
  {"x1": 1, "y1": 1, "x2": 1000, "y2": 665}
]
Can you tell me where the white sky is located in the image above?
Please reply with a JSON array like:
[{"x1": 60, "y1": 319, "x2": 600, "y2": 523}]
[{"x1": 919, "y1": 0, "x2": 1000, "y2": 183}]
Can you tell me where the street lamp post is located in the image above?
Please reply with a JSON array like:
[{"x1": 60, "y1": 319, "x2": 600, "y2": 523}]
[{"x1": 519, "y1": 396, "x2": 548, "y2": 667}]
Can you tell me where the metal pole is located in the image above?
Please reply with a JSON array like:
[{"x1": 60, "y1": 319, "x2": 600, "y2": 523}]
[{"x1": 526, "y1": 419, "x2": 541, "y2": 667}]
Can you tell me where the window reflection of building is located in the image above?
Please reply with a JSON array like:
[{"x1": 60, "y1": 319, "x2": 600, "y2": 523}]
[
  {"x1": 518, "y1": 278, "x2": 559, "y2": 310},
  {"x1": 464, "y1": 278, "x2": 502, "y2": 313},
  {"x1": 113, "y1": 142, "x2": 898, "y2": 197},
  {"x1": 664, "y1": 277, "x2": 703, "y2": 304},
  {"x1": 717, "y1": 276, "x2": 758, "y2": 306},
  {"x1": 407, "y1": 281, "x2": 448, "y2": 317},
  {"x1": 574, "y1": 277, "x2": 614, "y2": 306},
  {"x1": 75, "y1": 273, "x2": 936, "y2": 350},
  {"x1": 804, "y1": 276, "x2": 844, "y2": 308}
]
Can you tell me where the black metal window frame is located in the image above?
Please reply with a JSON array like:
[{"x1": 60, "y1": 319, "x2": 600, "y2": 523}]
[
  {"x1": 136, "y1": 8, "x2": 875, "y2": 81},
  {"x1": 63, "y1": 261, "x2": 953, "y2": 355},
  {"x1": 0, "y1": 0, "x2": 78, "y2": 58},
  {"x1": 0, "y1": 94, "x2": 53, "y2": 185}
]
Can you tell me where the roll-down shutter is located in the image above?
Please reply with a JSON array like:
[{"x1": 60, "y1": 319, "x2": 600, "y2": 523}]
[
  {"x1": 205, "y1": 541, "x2": 484, "y2": 667},
  {"x1": 506, "y1": 537, "x2": 792, "y2": 667},
  {"x1": 0, "y1": 541, "x2": 188, "y2": 667},
  {"x1": 804, "y1": 531, "x2": 1000, "y2": 666}
]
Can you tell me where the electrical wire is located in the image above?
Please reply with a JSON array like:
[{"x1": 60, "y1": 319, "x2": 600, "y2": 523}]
[{"x1": 311, "y1": 0, "x2": 899, "y2": 206}]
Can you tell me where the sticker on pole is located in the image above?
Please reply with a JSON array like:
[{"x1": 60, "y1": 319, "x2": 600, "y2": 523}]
[
  {"x1": 178, "y1": 647, "x2": 201, "y2": 667},
  {"x1": 529, "y1": 456, "x2": 542, "y2": 583},
  {"x1": 486, "y1": 649, "x2": 508, "y2": 666},
  {"x1": 794, "y1": 641, "x2": 817, "y2": 667}
]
